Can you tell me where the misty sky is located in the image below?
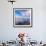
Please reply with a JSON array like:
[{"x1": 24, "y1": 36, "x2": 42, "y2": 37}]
[{"x1": 15, "y1": 10, "x2": 31, "y2": 17}]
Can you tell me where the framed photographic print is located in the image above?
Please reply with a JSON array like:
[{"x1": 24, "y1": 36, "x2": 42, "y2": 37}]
[{"x1": 13, "y1": 8, "x2": 33, "y2": 28}]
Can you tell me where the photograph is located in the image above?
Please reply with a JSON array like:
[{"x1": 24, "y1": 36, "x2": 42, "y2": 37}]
[{"x1": 13, "y1": 8, "x2": 32, "y2": 27}]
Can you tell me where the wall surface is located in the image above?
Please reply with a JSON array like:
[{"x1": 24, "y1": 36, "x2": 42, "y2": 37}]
[{"x1": 0, "y1": 0, "x2": 46, "y2": 42}]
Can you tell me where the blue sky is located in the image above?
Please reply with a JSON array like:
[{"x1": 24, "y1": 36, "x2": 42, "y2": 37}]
[
  {"x1": 15, "y1": 10, "x2": 30, "y2": 17},
  {"x1": 15, "y1": 10, "x2": 27, "y2": 16}
]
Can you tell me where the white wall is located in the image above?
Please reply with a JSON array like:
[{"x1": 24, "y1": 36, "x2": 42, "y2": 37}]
[{"x1": 0, "y1": 0, "x2": 46, "y2": 42}]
